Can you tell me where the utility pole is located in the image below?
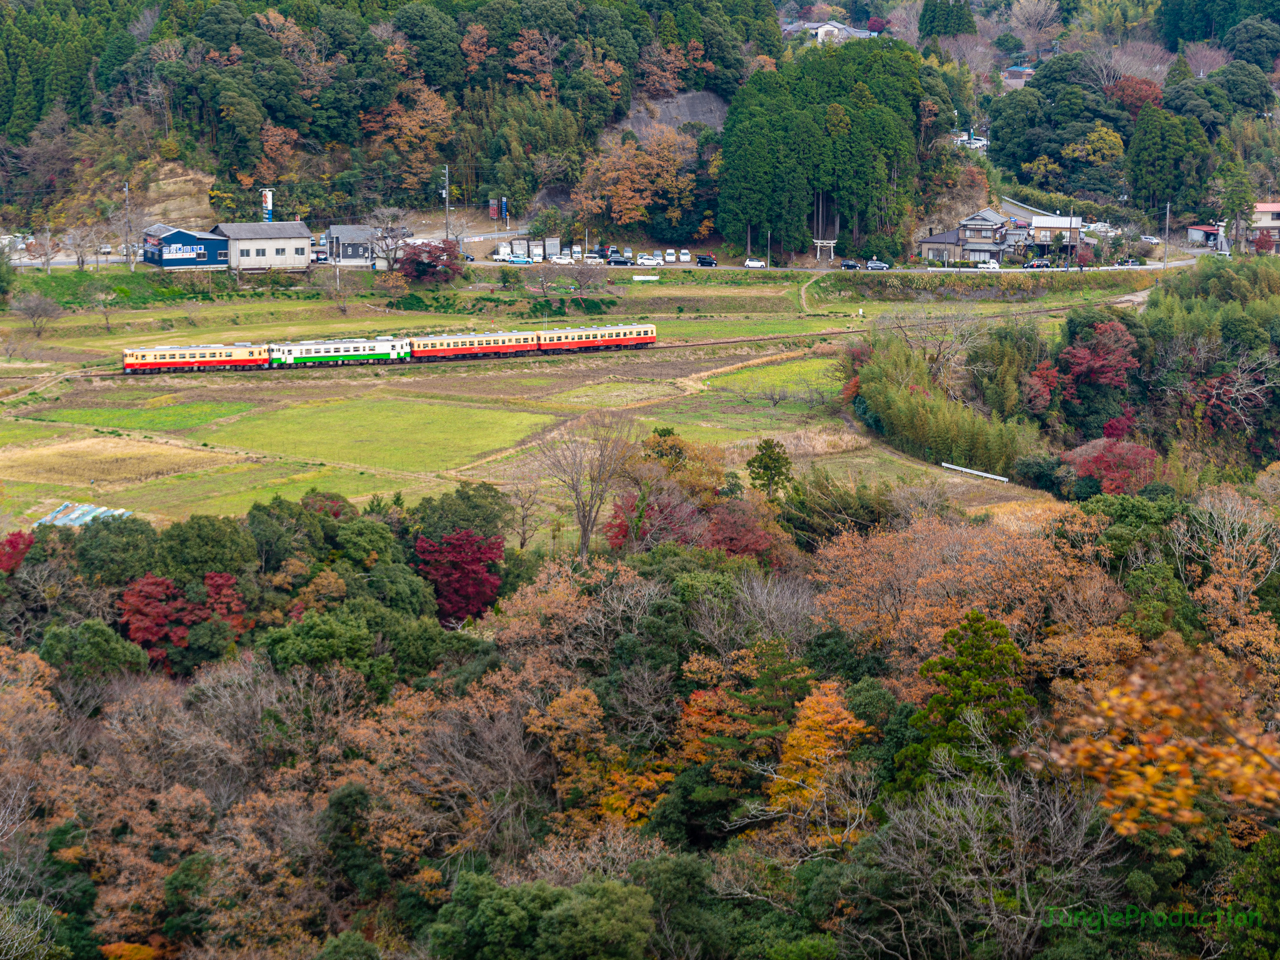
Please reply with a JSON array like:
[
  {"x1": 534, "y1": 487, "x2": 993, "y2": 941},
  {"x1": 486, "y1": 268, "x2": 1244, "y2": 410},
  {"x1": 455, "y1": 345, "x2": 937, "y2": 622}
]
[
  {"x1": 1164, "y1": 202, "x2": 1170, "y2": 271},
  {"x1": 767, "y1": 230, "x2": 771, "y2": 269},
  {"x1": 125, "y1": 181, "x2": 135, "y2": 273},
  {"x1": 443, "y1": 165, "x2": 450, "y2": 242}
]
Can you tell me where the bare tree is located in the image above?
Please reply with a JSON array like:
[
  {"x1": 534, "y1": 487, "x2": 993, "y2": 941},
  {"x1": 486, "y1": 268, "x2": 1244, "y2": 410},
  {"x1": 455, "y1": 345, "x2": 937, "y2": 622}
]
[
  {"x1": 508, "y1": 479, "x2": 544, "y2": 550},
  {"x1": 1009, "y1": 0, "x2": 1062, "y2": 57},
  {"x1": 565, "y1": 260, "x2": 604, "y2": 307},
  {"x1": 526, "y1": 261, "x2": 566, "y2": 299},
  {"x1": 26, "y1": 225, "x2": 57, "y2": 276},
  {"x1": 362, "y1": 206, "x2": 410, "y2": 270},
  {"x1": 939, "y1": 34, "x2": 996, "y2": 80},
  {"x1": 880, "y1": 309, "x2": 992, "y2": 400},
  {"x1": 129, "y1": 5, "x2": 160, "y2": 41},
  {"x1": 843, "y1": 717, "x2": 1122, "y2": 960},
  {"x1": 108, "y1": 203, "x2": 140, "y2": 274},
  {"x1": 62, "y1": 224, "x2": 99, "y2": 271},
  {"x1": 309, "y1": 265, "x2": 349, "y2": 315},
  {"x1": 11, "y1": 294, "x2": 62, "y2": 339},
  {"x1": 1183, "y1": 41, "x2": 1228, "y2": 78},
  {"x1": 759, "y1": 383, "x2": 790, "y2": 408},
  {"x1": 887, "y1": 0, "x2": 922, "y2": 46},
  {"x1": 536, "y1": 411, "x2": 639, "y2": 559},
  {"x1": 92, "y1": 286, "x2": 119, "y2": 332}
]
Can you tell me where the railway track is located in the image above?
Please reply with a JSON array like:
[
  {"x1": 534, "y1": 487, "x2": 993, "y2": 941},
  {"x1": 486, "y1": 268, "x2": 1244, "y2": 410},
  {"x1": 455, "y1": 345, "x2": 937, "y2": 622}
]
[{"x1": 16, "y1": 290, "x2": 1137, "y2": 383}]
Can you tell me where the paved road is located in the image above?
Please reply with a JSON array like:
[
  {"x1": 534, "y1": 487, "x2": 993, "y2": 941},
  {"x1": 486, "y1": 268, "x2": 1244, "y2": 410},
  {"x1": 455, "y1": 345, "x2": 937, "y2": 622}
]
[{"x1": 467, "y1": 258, "x2": 1198, "y2": 275}]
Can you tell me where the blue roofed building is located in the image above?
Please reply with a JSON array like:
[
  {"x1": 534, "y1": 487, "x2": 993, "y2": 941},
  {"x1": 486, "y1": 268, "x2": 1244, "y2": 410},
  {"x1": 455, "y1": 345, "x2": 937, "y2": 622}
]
[{"x1": 142, "y1": 223, "x2": 229, "y2": 271}]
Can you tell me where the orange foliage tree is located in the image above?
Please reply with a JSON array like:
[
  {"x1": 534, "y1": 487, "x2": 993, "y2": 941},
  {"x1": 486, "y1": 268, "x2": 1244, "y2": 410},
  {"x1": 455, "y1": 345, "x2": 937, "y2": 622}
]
[
  {"x1": 571, "y1": 126, "x2": 696, "y2": 226},
  {"x1": 361, "y1": 79, "x2": 454, "y2": 190}
]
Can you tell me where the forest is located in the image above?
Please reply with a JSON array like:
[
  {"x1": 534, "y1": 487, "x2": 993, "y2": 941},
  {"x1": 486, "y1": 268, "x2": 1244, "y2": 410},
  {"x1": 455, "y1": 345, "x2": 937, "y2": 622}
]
[{"x1": 6, "y1": 256, "x2": 1280, "y2": 960}]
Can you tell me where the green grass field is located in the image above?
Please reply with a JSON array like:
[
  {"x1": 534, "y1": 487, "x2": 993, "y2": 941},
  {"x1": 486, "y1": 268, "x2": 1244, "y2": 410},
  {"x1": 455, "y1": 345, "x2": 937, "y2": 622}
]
[
  {"x1": 711, "y1": 357, "x2": 836, "y2": 389},
  {"x1": 26, "y1": 402, "x2": 255, "y2": 431},
  {"x1": 187, "y1": 398, "x2": 558, "y2": 472},
  {"x1": 0, "y1": 420, "x2": 79, "y2": 447}
]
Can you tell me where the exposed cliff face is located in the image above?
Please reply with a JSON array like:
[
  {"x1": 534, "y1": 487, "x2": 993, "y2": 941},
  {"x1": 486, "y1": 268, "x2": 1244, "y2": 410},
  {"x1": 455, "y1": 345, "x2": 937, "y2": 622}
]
[
  {"x1": 143, "y1": 163, "x2": 217, "y2": 228},
  {"x1": 617, "y1": 91, "x2": 729, "y2": 137},
  {"x1": 913, "y1": 166, "x2": 992, "y2": 243}
]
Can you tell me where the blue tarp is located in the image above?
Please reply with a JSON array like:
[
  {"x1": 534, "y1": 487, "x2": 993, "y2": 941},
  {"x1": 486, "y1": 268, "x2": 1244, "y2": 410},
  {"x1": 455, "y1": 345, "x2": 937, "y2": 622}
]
[{"x1": 34, "y1": 502, "x2": 133, "y2": 527}]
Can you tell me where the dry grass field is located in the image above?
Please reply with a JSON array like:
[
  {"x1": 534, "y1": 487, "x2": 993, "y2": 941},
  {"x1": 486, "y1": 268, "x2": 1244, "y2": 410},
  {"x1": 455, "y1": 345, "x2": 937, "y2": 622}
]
[{"x1": 0, "y1": 437, "x2": 240, "y2": 487}]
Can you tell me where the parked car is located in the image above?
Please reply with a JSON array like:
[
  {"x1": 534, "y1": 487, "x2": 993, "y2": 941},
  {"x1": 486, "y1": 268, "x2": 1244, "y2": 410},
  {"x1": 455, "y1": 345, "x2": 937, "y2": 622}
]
[
  {"x1": 584, "y1": 254, "x2": 605, "y2": 264},
  {"x1": 665, "y1": 249, "x2": 676, "y2": 262},
  {"x1": 607, "y1": 256, "x2": 635, "y2": 266},
  {"x1": 549, "y1": 254, "x2": 573, "y2": 265},
  {"x1": 679, "y1": 249, "x2": 691, "y2": 262},
  {"x1": 623, "y1": 247, "x2": 633, "y2": 259},
  {"x1": 1141, "y1": 235, "x2": 1161, "y2": 244},
  {"x1": 509, "y1": 255, "x2": 533, "y2": 265},
  {"x1": 840, "y1": 259, "x2": 862, "y2": 270},
  {"x1": 744, "y1": 257, "x2": 767, "y2": 268},
  {"x1": 696, "y1": 254, "x2": 717, "y2": 266},
  {"x1": 608, "y1": 245, "x2": 619, "y2": 257},
  {"x1": 312, "y1": 252, "x2": 329, "y2": 263},
  {"x1": 866, "y1": 259, "x2": 890, "y2": 270},
  {"x1": 976, "y1": 259, "x2": 1000, "y2": 271},
  {"x1": 1023, "y1": 259, "x2": 1052, "y2": 269},
  {"x1": 1115, "y1": 257, "x2": 1140, "y2": 267},
  {"x1": 636, "y1": 254, "x2": 662, "y2": 266},
  {"x1": 98, "y1": 244, "x2": 113, "y2": 255}
]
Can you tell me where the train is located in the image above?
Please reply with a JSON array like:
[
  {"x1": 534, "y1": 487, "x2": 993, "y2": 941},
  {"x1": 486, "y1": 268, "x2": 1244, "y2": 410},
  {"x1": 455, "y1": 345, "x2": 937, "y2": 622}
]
[{"x1": 121, "y1": 323, "x2": 658, "y2": 374}]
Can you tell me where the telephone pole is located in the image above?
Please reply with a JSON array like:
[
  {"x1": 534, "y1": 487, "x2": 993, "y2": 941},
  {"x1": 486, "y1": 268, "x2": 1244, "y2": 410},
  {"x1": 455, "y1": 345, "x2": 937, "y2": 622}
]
[
  {"x1": 1164, "y1": 201, "x2": 1170, "y2": 271},
  {"x1": 443, "y1": 165, "x2": 450, "y2": 242},
  {"x1": 125, "y1": 181, "x2": 135, "y2": 273}
]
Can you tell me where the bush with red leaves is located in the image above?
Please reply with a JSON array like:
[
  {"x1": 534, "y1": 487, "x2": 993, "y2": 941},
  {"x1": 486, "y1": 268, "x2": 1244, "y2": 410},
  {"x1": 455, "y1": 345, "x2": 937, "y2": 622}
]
[
  {"x1": 1103, "y1": 403, "x2": 1137, "y2": 439},
  {"x1": 300, "y1": 490, "x2": 358, "y2": 521},
  {"x1": 414, "y1": 529, "x2": 504, "y2": 622},
  {"x1": 0, "y1": 531, "x2": 34, "y2": 575},
  {"x1": 603, "y1": 486, "x2": 706, "y2": 552},
  {"x1": 1061, "y1": 437, "x2": 1157, "y2": 494},
  {"x1": 118, "y1": 572, "x2": 252, "y2": 670},
  {"x1": 868, "y1": 16, "x2": 887, "y2": 31},
  {"x1": 399, "y1": 241, "x2": 463, "y2": 285},
  {"x1": 1021, "y1": 360, "x2": 1060, "y2": 414},
  {"x1": 1103, "y1": 75, "x2": 1163, "y2": 119},
  {"x1": 704, "y1": 499, "x2": 777, "y2": 560},
  {"x1": 1059, "y1": 321, "x2": 1138, "y2": 401}
]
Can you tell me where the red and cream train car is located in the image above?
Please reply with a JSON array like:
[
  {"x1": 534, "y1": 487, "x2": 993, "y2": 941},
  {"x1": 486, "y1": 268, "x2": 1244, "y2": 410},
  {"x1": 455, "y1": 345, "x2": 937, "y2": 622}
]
[
  {"x1": 123, "y1": 343, "x2": 271, "y2": 374},
  {"x1": 409, "y1": 323, "x2": 656, "y2": 361}
]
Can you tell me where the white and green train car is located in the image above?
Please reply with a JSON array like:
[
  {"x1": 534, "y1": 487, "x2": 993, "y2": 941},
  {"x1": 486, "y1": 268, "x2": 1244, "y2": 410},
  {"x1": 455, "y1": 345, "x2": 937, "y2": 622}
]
[{"x1": 268, "y1": 336, "x2": 412, "y2": 367}]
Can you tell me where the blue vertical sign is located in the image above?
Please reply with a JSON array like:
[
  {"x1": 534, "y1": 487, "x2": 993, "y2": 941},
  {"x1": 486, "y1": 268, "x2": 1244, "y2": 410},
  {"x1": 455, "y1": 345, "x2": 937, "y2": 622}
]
[{"x1": 501, "y1": 197, "x2": 507, "y2": 219}]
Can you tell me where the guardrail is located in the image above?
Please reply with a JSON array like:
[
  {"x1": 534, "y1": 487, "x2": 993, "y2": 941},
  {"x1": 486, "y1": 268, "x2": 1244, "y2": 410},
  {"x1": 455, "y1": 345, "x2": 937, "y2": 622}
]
[{"x1": 942, "y1": 462, "x2": 1008, "y2": 483}]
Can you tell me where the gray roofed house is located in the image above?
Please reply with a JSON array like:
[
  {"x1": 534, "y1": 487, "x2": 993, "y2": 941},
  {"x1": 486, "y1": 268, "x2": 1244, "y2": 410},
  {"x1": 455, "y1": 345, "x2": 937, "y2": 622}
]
[
  {"x1": 213, "y1": 222, "x2": 314, "y2": 240},
  {"x1": 325, "y1": 225, "x2": 376, "y2": 265}
]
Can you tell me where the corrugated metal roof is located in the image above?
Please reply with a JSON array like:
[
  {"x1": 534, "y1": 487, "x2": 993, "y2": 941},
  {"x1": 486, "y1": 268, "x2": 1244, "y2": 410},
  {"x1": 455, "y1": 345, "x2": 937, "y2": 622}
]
[
  {"x1": 1031, "y1": 216, "x2": 1082, "y2": 229},
  {"x1": 214, "y1": 222, "x2": 313, "y2": 239},
  {"x1": 144, "y1": 223, "x2": 223, "y2": 240},
  {"x1": 35, "y1": 502, "x2": 132, "y2": 527}
]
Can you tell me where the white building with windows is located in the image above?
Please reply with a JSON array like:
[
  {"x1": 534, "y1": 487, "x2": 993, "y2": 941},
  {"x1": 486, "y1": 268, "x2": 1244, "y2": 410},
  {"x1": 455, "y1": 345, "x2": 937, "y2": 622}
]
[{"x1": 213, "y1": 222, "x2": 314, "y2": 271}]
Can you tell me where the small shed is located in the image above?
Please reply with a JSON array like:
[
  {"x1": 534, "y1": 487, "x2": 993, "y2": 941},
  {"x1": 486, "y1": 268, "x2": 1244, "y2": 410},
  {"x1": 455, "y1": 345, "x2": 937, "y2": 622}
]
[{"x1": 1187, "y1": 225, "x2": 1220, "y2": 244}]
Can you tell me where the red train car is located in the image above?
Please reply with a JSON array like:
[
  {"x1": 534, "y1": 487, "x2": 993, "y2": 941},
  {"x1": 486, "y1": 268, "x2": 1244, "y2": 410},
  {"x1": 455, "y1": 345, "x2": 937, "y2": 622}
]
[
  {"x1": 409, "y1": 330, "x2": 540, "y2": 361},
  {"x1": 123, "y1": 343, "x2": 270, "y2": 373},
  {"x1": 536, "y1": 323, "x2": 656, "y2": 352}
]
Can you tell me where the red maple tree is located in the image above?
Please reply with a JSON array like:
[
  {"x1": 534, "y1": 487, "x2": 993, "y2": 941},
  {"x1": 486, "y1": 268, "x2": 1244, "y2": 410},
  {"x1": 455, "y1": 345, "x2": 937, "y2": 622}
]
[
  {"x1": 1061, "y1": 438, "x2": 1157, "y2": 494},
  {"x1": 0, "y1": 531, "x2": 34, "y2": 575},
  {"x1": 118, "y1": 572, "x2": 251, "y2": 668},
  {"x1": 414, "y1": 529, "x2": 504, "y2": 622},
  {"x1": 1104, "y1": 76, "x2": 1163, "y2": 120},
  {"x1": 1059, "y1": 321, "x2": 1138, "y2": 401}
]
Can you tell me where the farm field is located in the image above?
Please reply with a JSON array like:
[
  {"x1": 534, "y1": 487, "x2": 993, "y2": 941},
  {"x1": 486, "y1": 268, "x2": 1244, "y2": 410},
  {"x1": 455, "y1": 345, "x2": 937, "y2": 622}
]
[
  {"x1": 0, "y1": 266, "x2": 1163, "y2": 525},
  {"x1": 186, "y1": 397, "x2": 559, "y2": 474}
]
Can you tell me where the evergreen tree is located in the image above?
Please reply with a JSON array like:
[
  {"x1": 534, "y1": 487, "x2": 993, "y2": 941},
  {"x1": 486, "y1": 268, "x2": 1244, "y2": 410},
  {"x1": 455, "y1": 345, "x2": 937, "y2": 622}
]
[
  {"x1": 658, "y1": 10, "x2": 679, "y2": 44},
  {"x1": 917, "y1": 0, "x2": 939, "y2": 36},
  {"x1": 0, "y1": 49, "x2": 13, "y2": 130},
  {"x1": 892, "y1": 611, "x2": 1035, "y2": 795},
  {"x1": 1126, "y1": 100, "x2": 1187, "y2": 212},
  {"x1": 6, "y1": 58, "x2": 36, "y2": 140},
  {"x1": 1165, "y1": 53, "x2": 1193, "y2": 87},
  {"x1": 42, "y1": 42, "x2": 68, "y2": 109},
  {"x1": 945, "y1": 0, "x2": 976, "y2": 35}
]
